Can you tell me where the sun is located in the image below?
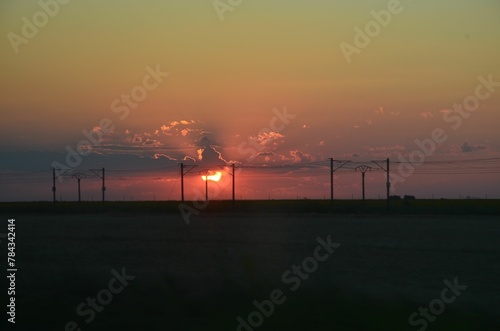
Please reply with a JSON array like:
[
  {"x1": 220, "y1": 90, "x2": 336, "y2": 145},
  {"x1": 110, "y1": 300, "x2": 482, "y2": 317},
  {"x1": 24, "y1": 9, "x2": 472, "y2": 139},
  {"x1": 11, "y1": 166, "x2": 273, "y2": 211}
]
[{"x1": 201, "y1": 171, "x2": 222, "y2": 182}]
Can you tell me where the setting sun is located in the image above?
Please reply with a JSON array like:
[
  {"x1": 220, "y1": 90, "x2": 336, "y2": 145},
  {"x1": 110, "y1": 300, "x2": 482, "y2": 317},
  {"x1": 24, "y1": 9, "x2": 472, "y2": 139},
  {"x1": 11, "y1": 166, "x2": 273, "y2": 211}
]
[{"x1": 201, "y1": 171, "x2": 222, "y2": 182}]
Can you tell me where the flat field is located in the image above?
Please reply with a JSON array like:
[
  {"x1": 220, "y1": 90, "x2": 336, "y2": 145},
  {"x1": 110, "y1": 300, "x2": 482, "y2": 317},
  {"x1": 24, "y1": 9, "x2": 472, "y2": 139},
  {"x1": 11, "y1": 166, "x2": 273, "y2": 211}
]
[{"x1": 1, "y1": 201, "x2": 499, "y2": 330}]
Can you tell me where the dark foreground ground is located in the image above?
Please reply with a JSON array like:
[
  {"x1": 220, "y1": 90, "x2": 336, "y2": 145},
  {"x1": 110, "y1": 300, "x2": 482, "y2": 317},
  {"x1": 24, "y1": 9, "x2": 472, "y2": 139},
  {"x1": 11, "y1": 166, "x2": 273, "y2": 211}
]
[{"x1": 1, "y1": 200, "x2": 499, "y2": 330}]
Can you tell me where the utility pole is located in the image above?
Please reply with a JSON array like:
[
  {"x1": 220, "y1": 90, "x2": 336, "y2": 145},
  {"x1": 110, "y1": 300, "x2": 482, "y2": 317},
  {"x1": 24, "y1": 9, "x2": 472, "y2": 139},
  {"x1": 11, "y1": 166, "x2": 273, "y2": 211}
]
[
  {"x1": 355, "y1": 165, "x2": 372, "y2": 201},
  {"x1": 90, "y1": 168, "x2": 106, "y2": 202},
  {"x1": 202, "y1": 170, "x2": 209, "y2": 202},
  {"x1": 330, "y1": 158, "x2": 333, "y2": 204},
  {"x1": 180, "y1": 163, "x2": 184, "y2": 202},
  {"x1": 102, "y1": 168, "x2": 105, "y2": 202},
  {"x1": 52, "y1": 167, "x2": 56, "y2": 204},
  {"x1": 329, "y1": 159, "x2": 351, "y2": 206},
  {"x1": 72, "y1": 173, "x2": 86, "y2": 202},
  {"x1": 372, "y1": 158, "x2": 391, "y2": 210},
  {"x1": 217, "y1": 164, "x2": 236, "y2": 205},
  {"x1": 205, "y1": 176, "x2": 208, "y2": 202},
  {"x1": 386, "y1": 158, "x2": 390, "y2": 209},
  {"x1": 52, "y1": 168, "x2": 69, "y2": 203},
  {"x1": 232, "y1": 163, "x2": 235, "y2": 205},
  {"x1": 180, "y1": 163, "x2": 197, "y2": 202}
]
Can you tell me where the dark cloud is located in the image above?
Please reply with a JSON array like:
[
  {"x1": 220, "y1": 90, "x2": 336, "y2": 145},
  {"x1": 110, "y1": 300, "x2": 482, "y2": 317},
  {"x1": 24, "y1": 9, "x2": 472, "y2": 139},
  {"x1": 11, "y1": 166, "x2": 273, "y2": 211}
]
[
  {"x1": 461, "y1": 142, "x2": 485, "y2": 153},
  {"x1": 257, "y1": 152, "x2": 275, "y2": 157},
  {"x1": 198, "y1": 146, "x2": 227, "y2": 167},
  {"x1": 194, "y1": 132, "x2": 227, "y2": 167},
  {"x1": 462, "y1": 143, "x2": 473, "y2": 153}
]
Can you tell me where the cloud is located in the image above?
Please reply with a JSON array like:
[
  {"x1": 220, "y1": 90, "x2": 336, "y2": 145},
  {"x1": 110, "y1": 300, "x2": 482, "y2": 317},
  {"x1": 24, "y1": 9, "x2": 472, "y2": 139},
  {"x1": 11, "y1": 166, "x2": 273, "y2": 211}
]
[
  {"x1": 461, "y1": 142, "x2": 485, "y2": 153},
  {"x1": 253, "y1": 150, "x2": 315, "y2": 164},
  {"x1": 143, "y1": 139, "x2": 162, "y2": 147},
  {"x1": 366, "y1": 145, "x2": 405, "y2": 152},
  {"x1": 420, "y1": 112, "x2": 434, "y2": 119},
  {"x1": 289, "y1": 150, "x2": 315, "y2": 163},
  {"x1": 198, "y1": 145, "x2": 227, "y2": 166},
  {"x1": 195, "y1": 133, "x2": 228, "y2": 166},
  {"x1": 257, "y1": 152, "x2": 275, "y2": 157},
  {"x1": 152, "y1": 153, "x2": 176, "y2": 160},
  {"x1": 257, "y1": 131, "x2": 284, "y2": 144},
  {"x1": 375, "y1": 107, "x2": 384, "y2": 115},
  {"x1": 158, "y1": 119, "x2": 200, "y2": 137},
  {"x1": 183, "y1": 156, "x2": 197, "y2": 163}
]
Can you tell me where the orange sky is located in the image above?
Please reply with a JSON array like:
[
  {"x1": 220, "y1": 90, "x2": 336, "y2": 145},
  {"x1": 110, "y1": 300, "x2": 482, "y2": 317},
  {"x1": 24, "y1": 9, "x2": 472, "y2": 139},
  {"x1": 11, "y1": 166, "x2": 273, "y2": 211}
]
[{"x1": 1, "y1": 0, "x2": 499, "y2": 201}]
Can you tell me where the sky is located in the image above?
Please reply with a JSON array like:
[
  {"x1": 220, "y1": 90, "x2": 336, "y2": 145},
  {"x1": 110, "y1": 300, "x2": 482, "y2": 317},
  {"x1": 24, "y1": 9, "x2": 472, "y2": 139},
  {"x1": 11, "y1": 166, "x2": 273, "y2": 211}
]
[{"x1": 1, "y1": 0, "x2": 499, "y2": 201}]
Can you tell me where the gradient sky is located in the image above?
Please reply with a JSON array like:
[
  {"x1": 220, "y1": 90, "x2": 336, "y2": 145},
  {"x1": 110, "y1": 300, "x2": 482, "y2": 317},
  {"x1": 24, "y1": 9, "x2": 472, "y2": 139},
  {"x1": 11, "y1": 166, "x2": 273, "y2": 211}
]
[{"x1": 1, "y1": 0, "x2": 499, "y2": 201}]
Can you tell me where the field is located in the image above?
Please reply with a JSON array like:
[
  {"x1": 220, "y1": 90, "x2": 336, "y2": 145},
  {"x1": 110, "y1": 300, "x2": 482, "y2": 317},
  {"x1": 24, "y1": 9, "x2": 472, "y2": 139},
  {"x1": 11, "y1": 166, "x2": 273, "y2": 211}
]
[{"x1": 1, "y1": 200, "x2": 499, "y2": 330}]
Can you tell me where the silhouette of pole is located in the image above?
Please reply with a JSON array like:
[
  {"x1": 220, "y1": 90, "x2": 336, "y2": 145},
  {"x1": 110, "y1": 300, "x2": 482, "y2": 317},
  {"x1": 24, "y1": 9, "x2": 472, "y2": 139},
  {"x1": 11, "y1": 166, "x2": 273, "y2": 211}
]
[
  {"x1": 232, "y1": 163, "x2": 235, "y2": 205},
  {"x1": 205, "y1": 174, "x2": 209, "y2": 202},
  {"x1": 355, "y1": 165, "x2": 371, "y2": 201},
  {"x1": 371, "y1": 158, "x2": 391, "y2": 210},
  {"x1": 52, "y1": 167, "x2": 56, "y2": 203},
  {"x1": 72, "y1": 173, "x2": 86, "y2": 202},
  {"x1": 386, "y1": 158, "x2": 390, "y2": 209},
  {"x1": 362, "y1": 171, "x2": 366, "y2": 200},
  {"x1": 330, "y1": 158, "x2": 334, "y2": 205},
  {"x1": 90, "y1": 169, "x2": 106, "y2": 202},
  {"x1": 102, "y1": 168, "x2": 106, "y2": 202},
  {"x1": 180, "y1": 163, "x2": 184, "y2": 202},
  {"x1": 77, "y1": 178, "x2": 81, "y2": 202},
  {"x1": 180, "y1": 163, "x2": 197, "y2": 202},
  {"x1": 330, "y1": 159, "x2": 351, "y2": 206}
]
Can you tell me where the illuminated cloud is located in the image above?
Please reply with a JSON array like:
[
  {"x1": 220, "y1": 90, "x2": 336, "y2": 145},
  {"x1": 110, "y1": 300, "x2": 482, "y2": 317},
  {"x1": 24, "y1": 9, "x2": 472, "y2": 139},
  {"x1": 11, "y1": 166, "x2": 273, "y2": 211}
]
[
  {"x1": 158, "y1": 119, "x2": 200, "y2": 137},
  {"x1": 289, "y1": 150, "x2": 315, "y2": 163},
  {"x1": 246, "y1": 131, "x2": 285, "y2": 150}
]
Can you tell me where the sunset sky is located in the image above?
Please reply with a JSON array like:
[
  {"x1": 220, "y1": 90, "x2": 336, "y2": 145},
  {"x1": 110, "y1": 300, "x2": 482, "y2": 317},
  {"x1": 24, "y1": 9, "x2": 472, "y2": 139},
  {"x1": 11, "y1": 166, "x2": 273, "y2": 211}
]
[{"x1": 1, "y1": 0, "x2": 499, "y2": 201}]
